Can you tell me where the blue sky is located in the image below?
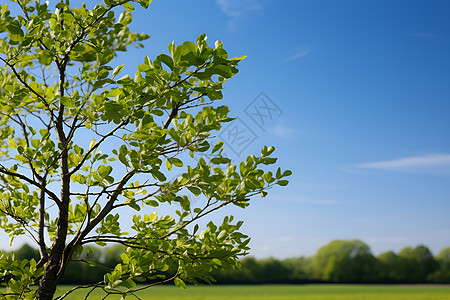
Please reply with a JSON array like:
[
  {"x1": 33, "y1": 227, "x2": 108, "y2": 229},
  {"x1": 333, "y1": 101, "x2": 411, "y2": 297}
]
[
  {"x1": 124, "y1": 0, "x2": 449, "y2": 258},
  {"x1": 2, "y1": 0, "x2": 449, "y2": 259}
]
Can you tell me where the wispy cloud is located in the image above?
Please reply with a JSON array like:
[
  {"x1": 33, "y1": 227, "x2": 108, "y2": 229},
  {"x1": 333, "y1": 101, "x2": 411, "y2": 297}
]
[
  {"x1": 216, "y1": 0, "x2": 263, "y2": 17},
  {"x1": 283, "y1": 49, "x2": 313, "y2": 63},
  {"x1": 275, "y1": 236, "x2": 295, "y2": 242},
  {"x1": 260, "y1": 245, "x2": 272, "y2": 251},
  {"x1": 297, "y1": 182, "x2": 343, "y2": 191},
  {"x1": 271, "y1": 124, "x2": 296, "y2": 138},
  {"x1": 259, "y1": 236, "x2": 295, "y2": 253},
  {"x1": 365, "y1": 236, "x2": 417, "y2": 244},
  {"x1": 216, "y1": 0, "x2": 264, "y2": 30},
  {"x1": 271, "y1": 195, "x2": 338, "y2": 205},
  {"x1": 354, "y1": 153, "x2": 450, "y2": 175}
]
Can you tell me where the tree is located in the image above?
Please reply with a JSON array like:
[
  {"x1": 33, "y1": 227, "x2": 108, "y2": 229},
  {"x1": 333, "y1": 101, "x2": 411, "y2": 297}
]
[
  {"x1": 428, "y1": 247, "x2": 450, "y2": 283},
  {"x1": 312, "y1": 240, "x2": 377, "y2": 282},
  {"x1": 398, "y1": 245, "x2": 438, "y2": 283},
  {"x1": 59, "y1": 245, "x2": 105, "y2": 285},
  {"x1": 211, "y1": 256, "x2": 261, "y2": 284},
  {"x1": 257, "y1": 257, "x2": 291, "y2": 283},
  {"x1": 377, "y1": 251, "x2": 404, "y2": 282},
  {"x1": 13, "y1": 243, "x2": 40, "y2": 262},
  {"x1": 281, "y1": 256, "x2": 314, "y2": 283},
  {"x1": 0, "y1": 1, "x2": 290, "y2": 299}
]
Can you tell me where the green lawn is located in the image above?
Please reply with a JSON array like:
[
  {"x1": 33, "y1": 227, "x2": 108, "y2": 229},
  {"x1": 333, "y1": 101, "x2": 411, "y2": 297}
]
[{"x1": 55, "y1": 284, "x2": 450, "y2": 300}]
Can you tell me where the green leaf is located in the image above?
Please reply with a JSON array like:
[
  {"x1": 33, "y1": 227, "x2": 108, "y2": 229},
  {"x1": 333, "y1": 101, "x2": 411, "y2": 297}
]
[
  {"x1": 8, "y1": 139, "x2": 17, "y2": 149},
  {"x1": 89, "y1": 139, "x2": 96, "y2": 150},
  {"x1": 158, "y1": 54, "x2": 174, "y2": 71},
  {"x1": 145, "y1": 200, "x2": 159, "y2": 207},
  {"x1": 212, "y1": 141, "x2": 224, "y2": 153},
  {"x1": 38, "y1": 50, "x2": 53, "y2": 66},
  {"x1": 230, "y1": 55, "x2": 247, "y2": 61},
  {"x1": 169, "y1": 157, "x2": 183, "y2": 167},
  {"x1": 187, "y1": 186, "x2": 201, "y2": 196},
  {"x1": 94, "y1": 241, "x2": 107, "y2": 248},
  {"x1": 55, "y1": 2, "x2": 67, "y2": 9},
  {"x1": 151, "y1": 169, "x2": 167, "y2": 181},
  {"x1": 99, "y1": 49, "x2": 114, "y2": 65},
  {"x1": 107, "y1": 89, "x2": 122, "y2": 97},
  {"x1": 119, "y1": 278, "x2": 136, "y2": 289},
  {"x1": 98, "y1": 165, "x2": 113, "y2": 178},
  {"x1": 137, "y1": 64, "x2": 151, "y2": 72},
  {"x1": 168, "y1": 40, "x2": 175, "y2": 55},
  {"x1": 129, "y1": 202, "x2": 141, "y2": 211},
  {"x1": 174, "y1": 277, "x2": 186, "y2": 289},
  {"x1": 112, "y1": 64, "x2": 124, "y2": 77},
  {"x1": 138, "y1": 0, "x2": 153, "y2": 9},
  {"x1": 283, "y1": 170, "x2": 292, "y2": 177},
  {"x1": 277, "y1": 180, "x2": 289, "y2": 186},
  {"x1": 122, "y1": 3, "x2": 135, "y2": 11},
  {"x1": 174, "y1": 41, "x2": 199, "y2": 65},
  {"x1": 6, "y1": 24, "x2": 24, "y2": 41},
  {"x1": 121, "y1": 252, "x2": 130, "y2": 264},
  {"x1": 60, "y1": 96, "x2": 73, "y2": 108},
  {"x1": 197, "y1": 140, "x2": 210, "y2": 152},
  {"x1": 267, "y1": 146, "x2": 275, "y2": 155},
  {"x1": 276, "y1": 167, "x2": 282, "y2": 179}
]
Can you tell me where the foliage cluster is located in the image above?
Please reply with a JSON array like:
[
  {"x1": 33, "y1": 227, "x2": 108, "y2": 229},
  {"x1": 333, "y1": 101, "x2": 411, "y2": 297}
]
[
  {"x1": 12, "y1": 240, "x2": 450, "y2": 285},
  {"x1": 213, "y1": 240, "x2": 450, "y2": 284},
  {"x1": 0, "y1": 0, "x2": 290, "y2": 299}
]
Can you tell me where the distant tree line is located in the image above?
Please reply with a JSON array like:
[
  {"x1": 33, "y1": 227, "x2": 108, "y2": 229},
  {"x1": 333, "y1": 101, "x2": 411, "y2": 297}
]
[{"x1": 10, "y1": 240, "x2": 450, "y2": 284}]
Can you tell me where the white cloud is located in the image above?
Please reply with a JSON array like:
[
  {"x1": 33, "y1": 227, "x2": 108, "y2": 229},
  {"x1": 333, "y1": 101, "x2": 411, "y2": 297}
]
[
  {"x1": 260, "y1": 245, "x2": 272, "y2": 251},
  {"x1": 354, "y1": 153, "x2": 450, "y2": 175},
  {"x1": 216, "y1": 0, "x2": 263, "y2": 17},
  {"x1": 216, "y1": 0, "x2": 264, "y2": 30},
  {"x1": 283, "y1": 49, "x2": 313, "y2": 63},
  {"x1": 275, "y1": 236, "x2": 295, "y2": 242},
  {"x1": 365, "y1": 236, "x2": 416, "y2": 244},
  {"x1": 271, "y1": 194, "x2": 337, "y2": 205},
  {"x1": 298, "y1": 198, "x2": 337, "y2": 205},
  {"x1": 271, "y1": 124, "x2": 296, "y2": 138},
  {"x1": 296, "y1": 182, "x2": 343, "y2": 191}
]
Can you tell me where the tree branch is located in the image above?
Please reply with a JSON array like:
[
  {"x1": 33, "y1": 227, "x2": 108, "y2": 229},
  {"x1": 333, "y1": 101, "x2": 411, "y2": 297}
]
[
  {"x1": 162, "y1": 189, "x2": 264, "y2": 240},
  {"x1": 38, "y1": 178, "x2": 49, "y2": 261},
  {"x1": 61, "y1": 170, "x2": 136, "y2": 277},
  {"x1": 55, "y1": 281, "x2": 103, "y2": 300},
  {"x1": 0, "y1": 165, "x2": 61, "y2": 207},
  {"x1": 71, "y1": 259, "x2": 113, "y2": 272},
  {"x1": 0, "y1": 57, "x2": 58, "y2": 124},
  {"x1": 80, "y1": 169, "x2": 136, "y2": 238},
  {"x1": 69, "y1": 118, "x2": 130, "y2": 176},
  {"x1": 112, "y1": 188, "x2": 161, "y2": 209}
]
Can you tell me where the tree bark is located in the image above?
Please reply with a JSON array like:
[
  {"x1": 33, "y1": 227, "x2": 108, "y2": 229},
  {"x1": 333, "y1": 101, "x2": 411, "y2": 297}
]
[
  {"x1": 35, "y1": 252, "x2": 61, "y2": 299},
  {"x1": 35, "y1": 195, "x2": 69, "y2": 299},
  {"x1": 35, "y1": 181, "x2": 70, "y2": 299},
  {"x1": 36, "y1": 64, "x2": 71, "y2": 300}
]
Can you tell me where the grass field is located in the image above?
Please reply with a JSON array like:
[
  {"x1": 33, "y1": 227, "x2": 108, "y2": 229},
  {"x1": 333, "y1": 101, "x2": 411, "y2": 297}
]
[{"x1": 55, "y1": 284, "x2": 450, "y2": 300}]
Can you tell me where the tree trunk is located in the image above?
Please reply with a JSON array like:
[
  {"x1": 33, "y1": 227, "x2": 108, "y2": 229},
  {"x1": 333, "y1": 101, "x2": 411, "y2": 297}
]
[
  {"x1": 35, "y1": 205, "x2": 69, "y2": 299},
  {"x1": 36, "y1": 150, "x2": 70, "y2": 299},
  {"x1": 35, "y1": 256, "x2": 60, "y2": 299},
  {"x1": 36, "y1": 66, "x2": 71, "y2": 299}
]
